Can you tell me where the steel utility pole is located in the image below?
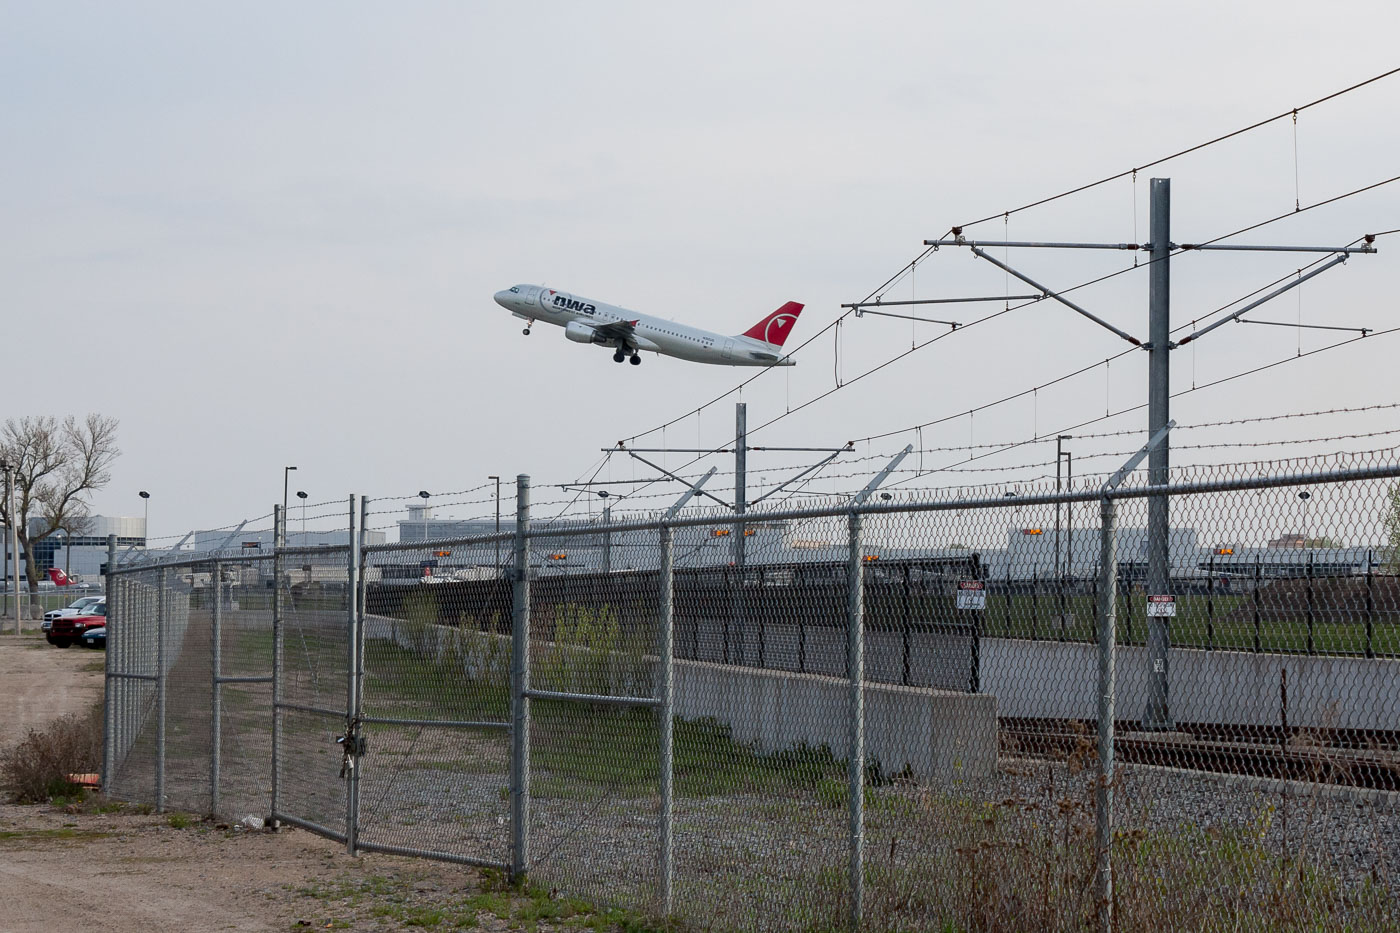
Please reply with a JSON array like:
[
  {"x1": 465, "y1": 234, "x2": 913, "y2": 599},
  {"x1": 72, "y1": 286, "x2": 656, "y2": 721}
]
[
  {"x1": 1056, "y1": 435, "x2": 1073, "y2": 637},
  {"x1": 918, "y1": 182, "x2": 1376, "y2": 732},
  {"x1": 732, "y1": 402, "x2": 747, "y2": 665},
  {"x1": 1144, "y1": 178, "x2": 1173, "y2": 730},
  {"x1": 1055, "y1": 435, "x2": 1073, "y2": 580}
]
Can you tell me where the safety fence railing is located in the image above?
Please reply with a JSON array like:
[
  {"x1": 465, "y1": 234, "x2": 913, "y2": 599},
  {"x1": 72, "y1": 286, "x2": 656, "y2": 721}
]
[{"x1": 103, "y1": 462, "x2": 1400, "y2": 931}]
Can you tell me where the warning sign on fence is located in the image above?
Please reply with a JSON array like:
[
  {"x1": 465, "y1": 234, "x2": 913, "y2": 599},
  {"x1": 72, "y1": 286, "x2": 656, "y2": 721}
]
[
  {"x1": 1146, "y1": 594, "x2": 1176, "y2": 617},
  {"x1": 957, "y1": 580, "x2": 987, "y2": 610}
]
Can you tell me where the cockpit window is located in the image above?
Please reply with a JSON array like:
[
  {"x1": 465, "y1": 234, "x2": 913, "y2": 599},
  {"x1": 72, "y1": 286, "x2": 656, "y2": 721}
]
[{"x1": 509, "y1": 287, "x2": 520, "y2": 293}]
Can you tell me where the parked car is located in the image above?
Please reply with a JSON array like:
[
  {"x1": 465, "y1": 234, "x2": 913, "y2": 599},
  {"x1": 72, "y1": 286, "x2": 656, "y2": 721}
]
[
  {"x1": 47, "y1": 604, "x2": 107, "y2": 648},
  {"x1": 81, "y1": 626, "x2": 106, "y2": 649},
  {"x1": 42, "y1": 596, "x2": 105, "y2": 632}
]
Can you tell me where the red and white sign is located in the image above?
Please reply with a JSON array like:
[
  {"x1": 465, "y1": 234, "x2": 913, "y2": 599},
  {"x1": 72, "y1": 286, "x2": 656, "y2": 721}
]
[
  {"x1": 1146, "y1": 594, "x2": 1176, "y2": 617},
  {"x1": 957, "y1": 580, "x2": 987, "y2": 610}
]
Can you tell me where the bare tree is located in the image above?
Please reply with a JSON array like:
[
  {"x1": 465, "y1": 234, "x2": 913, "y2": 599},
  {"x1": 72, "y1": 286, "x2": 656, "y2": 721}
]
[
  {"x1": 1385, "y1": 482, "x2": 1400, "y2": 574},
  {"x1": 0, "y1": 415, "x2": 120, "y2": 602}
]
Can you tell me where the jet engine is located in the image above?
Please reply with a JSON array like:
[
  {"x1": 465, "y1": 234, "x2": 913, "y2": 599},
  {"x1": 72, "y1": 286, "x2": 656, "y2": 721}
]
[{"x1": 565, "y1": 321, "x2": 602, "y2": 344}]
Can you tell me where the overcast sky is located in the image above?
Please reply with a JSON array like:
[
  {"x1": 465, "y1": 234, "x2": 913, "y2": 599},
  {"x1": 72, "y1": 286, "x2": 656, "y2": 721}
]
[{"x1": 5, "y1": 2, "x2": 1398, "y2": 543}]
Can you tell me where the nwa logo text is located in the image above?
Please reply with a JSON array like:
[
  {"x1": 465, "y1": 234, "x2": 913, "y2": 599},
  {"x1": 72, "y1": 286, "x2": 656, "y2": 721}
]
[{"x1": 552, "y1": 295, "x2": 597, "y2": 314}]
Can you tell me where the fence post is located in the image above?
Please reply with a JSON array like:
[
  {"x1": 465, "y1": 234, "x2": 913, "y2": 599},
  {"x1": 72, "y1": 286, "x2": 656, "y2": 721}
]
[
  {"x1": 1058, "y1": 565, "x2": 1068, "y2": 641},
  {"x1": 155, "y1": 567, "x2": 167, "y2": 813},
  {"x1": 1305, "y1": 552, "x2": 1315, "y2": 656},
  {"x1": 657, "y1": 523, "x2": 674, "y2": 916},
  {"x1": 900, "y1": 562, "x2": 912, "y2": 686},
  {"x1": 1365, "y1": 549, "x2": 1374, "y2": 659},
  {"x1": 1004, "y1": 565, "x2": 1012, "y2": 636},
  {"x1": 510, "y1": 475, "x2": 532, "y2": 884},
  {"x1": 211, "y1": 560, "x2": 223, "y2": 818},
  {"x1": 1030, "y1": 568, "x2": 1039, "y2": 640},
  {"x1": 845, "y1": 509, "x2": 865, "y2": 931},
  {"x1": 1095, "y1": 495, "x2": 1118, "y2": 933},
  {"x1": 1260, "y1": 554, "x2": 1271, "y2": 650},
  {"x1": 1206, "y1": 555, "x2": 1215, "y2": 651},
  {"x1": 102, "y1": 535, "x2": 117, "y2": 792},
  {"x1": 345, "y1": 495, "x2": 363, "y2": 855},
  {"x1": 1121, "y1": 574, "x2": 1133, "y2": 645},
  {"x1": 970, "y1": 599, "x2": 981, "y2": 694},
  {"x1": 271, "y1": 504, "x2": 284, "y2": 827}
]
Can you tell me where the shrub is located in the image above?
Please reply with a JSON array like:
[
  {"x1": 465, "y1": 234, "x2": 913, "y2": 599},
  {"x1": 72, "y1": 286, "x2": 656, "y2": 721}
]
[{"x1": 0, "y1": 706, "x2": 103, "y2": 803}]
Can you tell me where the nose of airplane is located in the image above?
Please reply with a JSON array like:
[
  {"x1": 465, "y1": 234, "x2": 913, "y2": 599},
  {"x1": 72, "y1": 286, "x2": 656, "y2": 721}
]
[{"x1": 493, "y1": 289, "x2": 512, "y2": 308}]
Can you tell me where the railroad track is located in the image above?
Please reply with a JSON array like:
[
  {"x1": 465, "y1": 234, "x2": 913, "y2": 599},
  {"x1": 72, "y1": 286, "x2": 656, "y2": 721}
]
[{"x1": 1001, "y1": 717, "x2": 1400, "y2": 791}]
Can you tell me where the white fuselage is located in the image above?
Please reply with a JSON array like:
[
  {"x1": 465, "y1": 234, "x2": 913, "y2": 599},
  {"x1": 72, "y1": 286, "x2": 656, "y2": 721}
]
[{"x1": 492, "y1": 285, "x2": 796, "y2": 366}]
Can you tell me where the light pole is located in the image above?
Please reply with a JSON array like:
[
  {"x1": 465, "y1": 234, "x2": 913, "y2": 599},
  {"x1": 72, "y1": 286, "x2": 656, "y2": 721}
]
[
  {"x1": 416, "y1": 492, "x2": 431, "y2": 573},
  {"x1": 139, "y1": 491, "x2": 151, "y2": 550},
  {"x1": 598, "y1": 489, "x2": 611, "y2": 574},
  {"x1": 2, "y1": 459, "x2": 17, "y2": 629},
  {"x1": 1003, "y1": 491, "x2": 1019, "y2": 586},
  {"x1": 296, "y1": 490, "x2": 308, "y2": 545},
  {"x1": 282, "y1": 467, "x2": 297, "y2": 545},
  {"x1": 1298, "y1": 491, "x2": 1312, "y2": 546},
  {"x1": 488, "y1": 476, "x2": 501, "y2": 572}
]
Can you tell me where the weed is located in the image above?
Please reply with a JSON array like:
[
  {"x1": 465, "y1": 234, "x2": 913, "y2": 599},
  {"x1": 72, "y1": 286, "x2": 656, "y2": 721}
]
[
  {"x1": 167, "y1": 812, "x2": 192, "y2": 829},
  {"x1": 0, "y1": 706, "x2": 102, "y2": 803}
]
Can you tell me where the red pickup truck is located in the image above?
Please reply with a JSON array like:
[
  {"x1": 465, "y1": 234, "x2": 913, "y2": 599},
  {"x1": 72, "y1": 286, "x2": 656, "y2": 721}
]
[{"x1": 48, "y1": 604, "x2": 107, "y2": 648}]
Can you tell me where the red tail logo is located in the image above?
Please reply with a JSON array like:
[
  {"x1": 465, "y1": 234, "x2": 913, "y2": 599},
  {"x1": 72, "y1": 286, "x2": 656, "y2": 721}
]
[
  {"x1": 47, "y1": 568, "x2": 73, "y2": 586},
  {"x1": 741, "y1": 302, "x2": 803, "y2": 348}
]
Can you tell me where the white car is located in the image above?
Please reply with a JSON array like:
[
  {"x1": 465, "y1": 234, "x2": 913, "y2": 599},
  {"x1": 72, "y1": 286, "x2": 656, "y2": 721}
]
[{"x1": 42, "y1": 596, "x2": 105, "y2": 632}]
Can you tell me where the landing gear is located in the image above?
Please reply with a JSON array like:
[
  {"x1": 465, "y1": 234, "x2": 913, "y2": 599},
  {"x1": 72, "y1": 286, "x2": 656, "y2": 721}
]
[
  {"x1": 613, "y1": 350, "x2": 626, "y2": 363},
  {"x1": 523, "y1": 319, "x2": 534, "y2": 335},
  {"x1": 629, "y1": 354, "x2": 641, "y2": 366}
]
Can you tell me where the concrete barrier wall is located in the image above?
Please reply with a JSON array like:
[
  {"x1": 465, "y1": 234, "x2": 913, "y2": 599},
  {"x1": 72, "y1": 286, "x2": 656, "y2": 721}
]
[
  {"x1": 674, "y1": 658, "x2": 998, "y2": 782},
  {"x1": 365, "y1": 615, "x2": 998, "y2": 782},
  {"x1": 982, "y1": 637, "x2": 1400, "y2": 731}
]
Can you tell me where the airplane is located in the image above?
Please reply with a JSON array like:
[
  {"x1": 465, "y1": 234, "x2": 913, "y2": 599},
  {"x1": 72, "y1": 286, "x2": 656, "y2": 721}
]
[{"x1": 492, "y1": 285, "x2": 803, "y2": 367}]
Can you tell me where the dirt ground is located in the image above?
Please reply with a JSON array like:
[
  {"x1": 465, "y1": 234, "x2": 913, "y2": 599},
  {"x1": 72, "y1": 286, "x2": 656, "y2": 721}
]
[
  {"x1": 0, "y1": 636, "x2": 645, "y2": 933},
  {"x1": 0, "y1": 635, "x2": 106, "y2": 750}
]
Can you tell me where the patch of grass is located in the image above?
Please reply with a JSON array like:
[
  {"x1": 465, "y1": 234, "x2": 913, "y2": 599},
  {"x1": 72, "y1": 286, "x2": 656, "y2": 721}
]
[
  {"x1": 983, "y1": 590, "x2": 1400, "y2": 654},
  {"x1": 0, "y1": 827, "x2": 113, "y2": 844},
  {"x1": 290, "y1": 869, "x2": 672, "y2": 932},
  {"x1": 166, "y1": 812, "x2": 193, "y2": 829},
  {"x1": 0, "y1": 706, "x2": 102, "y2": 803},
  {"x1": 363, "y1": 636, "x2": 509, "y2": 722},
  {"x1": 82, "y1": 796, "x2": 129, "y2": 814},
  {"x1": 531, "y1": 701, "x2": 865, "y2": 802}
]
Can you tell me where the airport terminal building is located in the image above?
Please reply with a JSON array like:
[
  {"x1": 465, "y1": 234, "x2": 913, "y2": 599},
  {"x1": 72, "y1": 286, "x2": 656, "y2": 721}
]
[{"x1": 2, "y1": 514, "x2": 147, "y2": 585}]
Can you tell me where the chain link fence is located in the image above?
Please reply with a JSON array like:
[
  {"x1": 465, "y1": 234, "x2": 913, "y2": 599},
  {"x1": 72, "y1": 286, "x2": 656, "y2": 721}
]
[{"x1": 102, "y1": 461, "x2": 1400, "y2": 930}]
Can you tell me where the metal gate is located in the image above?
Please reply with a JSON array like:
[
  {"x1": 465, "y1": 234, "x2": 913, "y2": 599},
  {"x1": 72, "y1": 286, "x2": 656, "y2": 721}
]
[{"x1": 354, "y1": 525, "x2": 514, "y2": 868}]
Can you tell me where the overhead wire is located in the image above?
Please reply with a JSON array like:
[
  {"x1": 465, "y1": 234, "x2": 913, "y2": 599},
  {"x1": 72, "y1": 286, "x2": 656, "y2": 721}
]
[
  {"x1": 568, "y1": 71, "x2": 1400, "y2": 513},
  {"x1": 847, "y1": 216, "x2": 1391, "y2": 450},
  {"x1": 640, "y1": 168, "x2": 1396, "y2": 466},
  {"x1": 955, "y1": 65, "x2": 1400, "y2": 232}
]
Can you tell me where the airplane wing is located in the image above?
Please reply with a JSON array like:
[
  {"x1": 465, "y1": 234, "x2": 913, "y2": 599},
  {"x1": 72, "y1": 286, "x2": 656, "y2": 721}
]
[{"x1": 584, "y1": 318, "x2": 639, "y2": 342}]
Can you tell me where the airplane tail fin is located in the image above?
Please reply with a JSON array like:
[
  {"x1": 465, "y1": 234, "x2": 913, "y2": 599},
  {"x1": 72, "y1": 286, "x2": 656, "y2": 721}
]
[
  {"x1": 48, "y1": 568, "x2": 72, "y2": 586},
  {"x1": 740, "y1": 302, "x2": 803, "y2": 347}
]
